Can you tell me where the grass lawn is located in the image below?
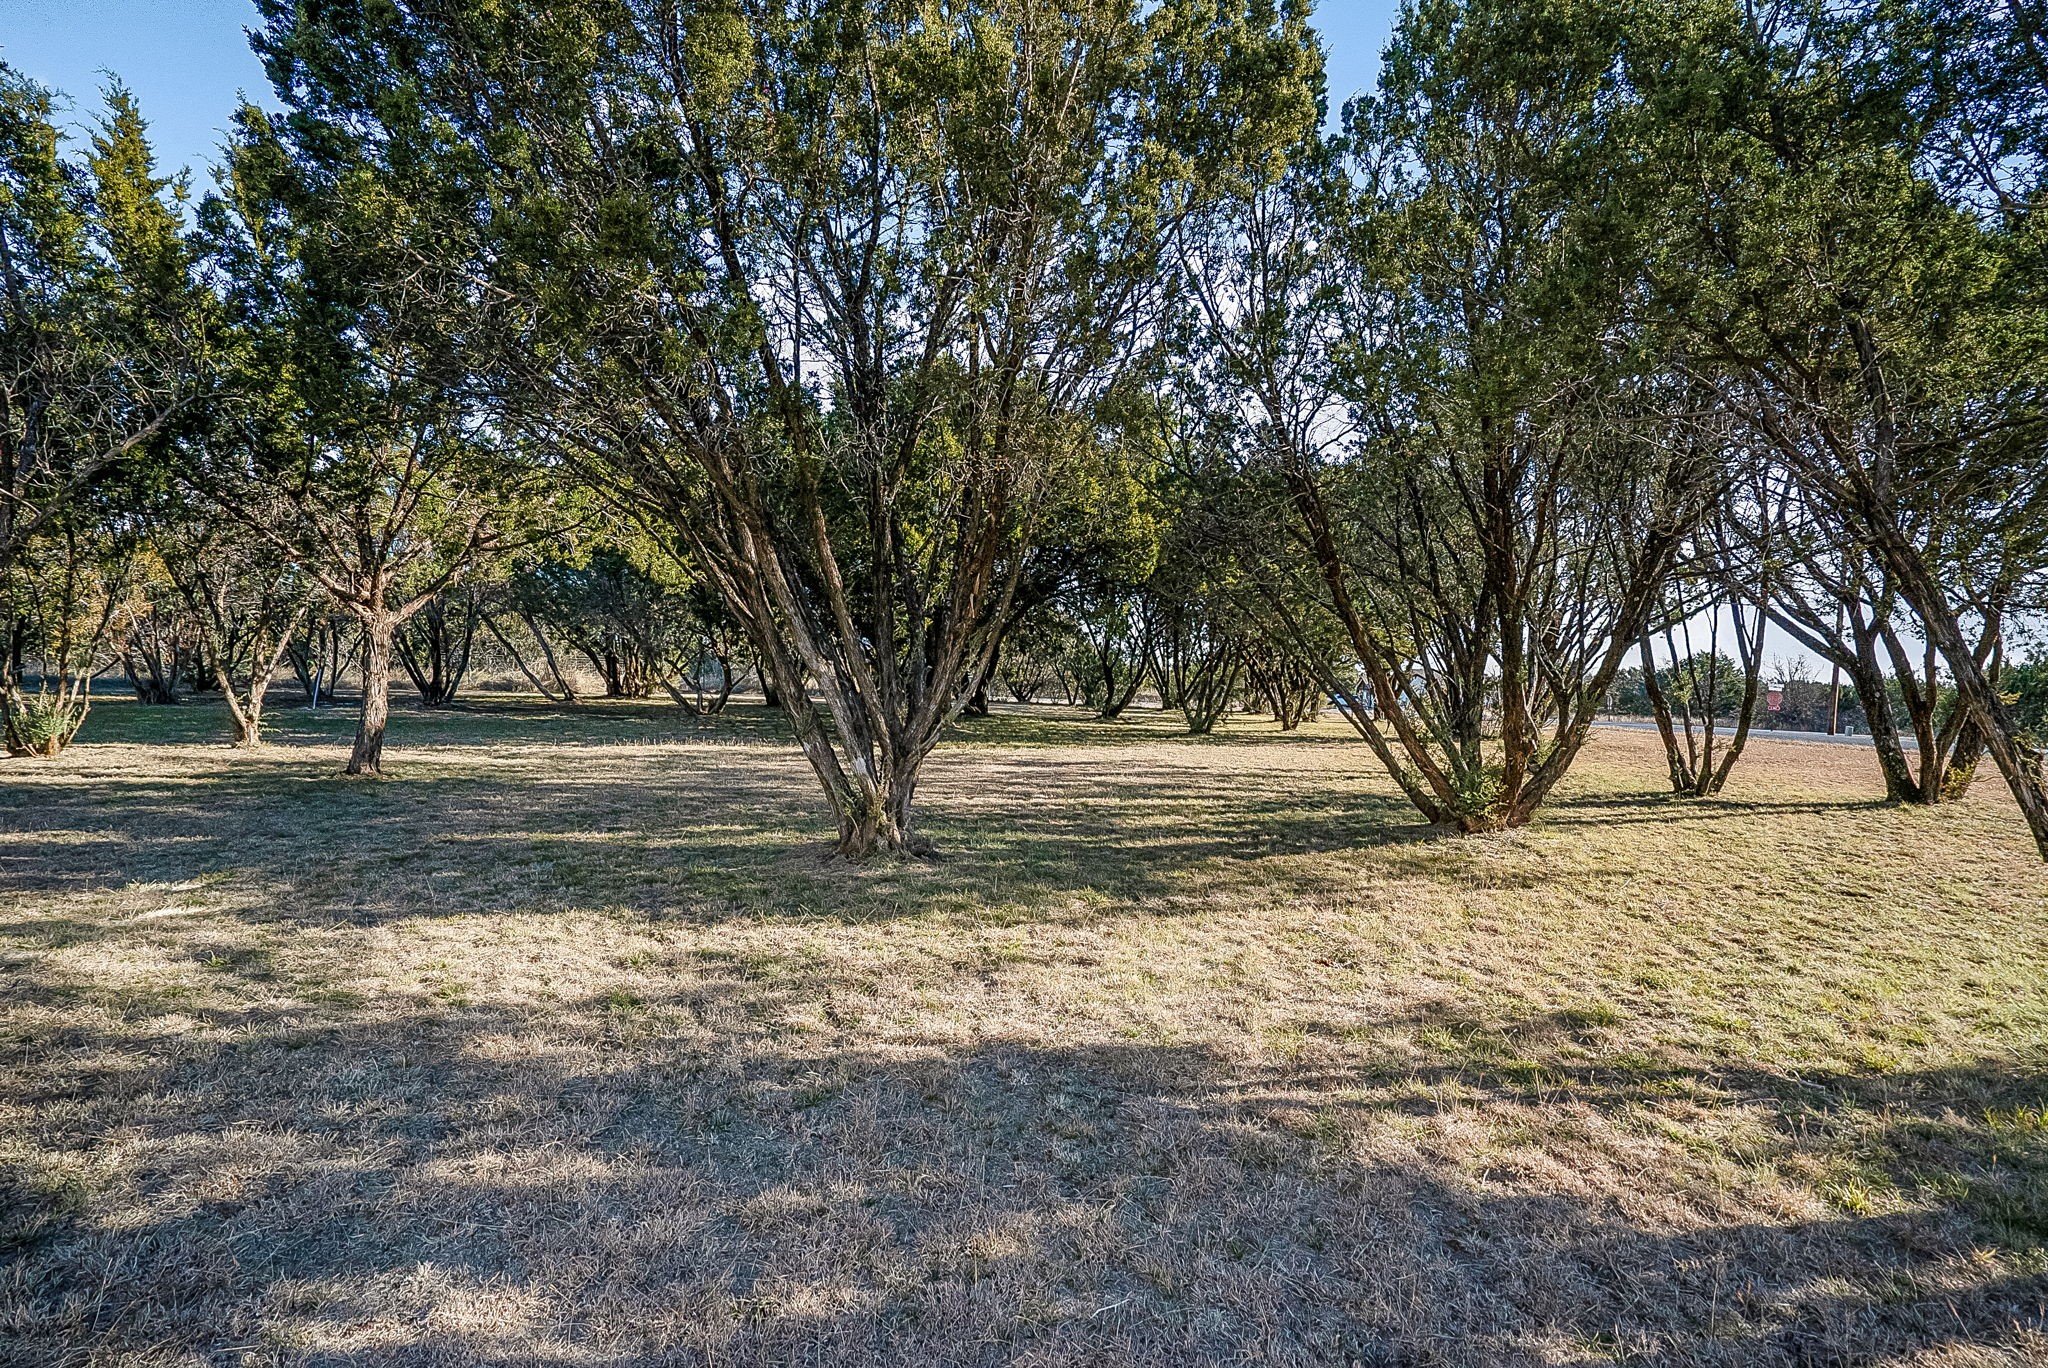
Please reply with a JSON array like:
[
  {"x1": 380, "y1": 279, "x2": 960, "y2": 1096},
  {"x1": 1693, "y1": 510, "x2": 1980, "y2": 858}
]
[{"x1": 2, "y1": 695, "x2": 2046, "y2": 1366}]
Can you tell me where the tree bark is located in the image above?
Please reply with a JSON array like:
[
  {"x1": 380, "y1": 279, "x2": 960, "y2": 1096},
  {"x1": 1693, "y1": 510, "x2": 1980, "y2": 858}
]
[
  {"x1": 223, "y1": 669, "x2": 264, "y2": 748},
  {"x1": 1845, "y1": 625, "x2": 1920, "y2": 803},
  {"x1": 224, "y1": 626, "x2": 297, "y2": 750},
  {"x1": 1943, "y1": 722, "x2": 1986, "y2": 801},
  {"x1": 832, "y1": 756, "x2": 924, "y2": 858},
  {"x1": 1094, "y1": 635, "x2": 1148, "y2": 720},
  {"x1": 770, "y1": 656, "x2": 928, "y2": 858},
  {"x1": 1706, "y1": 611, "x2": 1766, "y2": 796},
  {"x1": 228, "y1": 693, "x2": 264, "y2": 748},
  {"x1": 483, "y1": 613, "x2": 574, "y2": 702},
  {"x1": 1639, "y1": 635, "x2": 1696, "y2": 794},
  {"x1": 1868, "y1": 522, "x2": 2048, "y2": 858},
  {"x1": 348, "y1": 613, "x2": 395, "y2": 775},
  {"x1": 1761, "y1": 595, "x2": 1921, "y2": 802},
  {"x1": 1829, "y1": 318, "x2": 2048, "y2": 856}
]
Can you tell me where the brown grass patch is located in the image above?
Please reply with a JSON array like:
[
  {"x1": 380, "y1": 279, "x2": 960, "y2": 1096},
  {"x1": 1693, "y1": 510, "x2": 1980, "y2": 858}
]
[{"x1": 2, "y1": 698, "x2": 2045, "y2": 1365}]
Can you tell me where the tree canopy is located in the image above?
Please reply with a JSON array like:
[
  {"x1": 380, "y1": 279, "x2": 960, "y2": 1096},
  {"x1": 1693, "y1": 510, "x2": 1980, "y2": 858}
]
[{"x1": 4, "y1": 0, "x2": 2046, "y2": 860}]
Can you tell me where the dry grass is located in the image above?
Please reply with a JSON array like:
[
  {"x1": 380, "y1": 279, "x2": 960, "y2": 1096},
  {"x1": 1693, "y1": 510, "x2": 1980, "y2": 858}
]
[{"x1": 2, "y1": 696, "x2": 2046, "y2": 1366}]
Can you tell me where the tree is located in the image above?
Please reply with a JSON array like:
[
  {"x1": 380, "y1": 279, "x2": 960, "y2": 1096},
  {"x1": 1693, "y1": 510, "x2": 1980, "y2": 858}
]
[
  {"x1": 1149, "y1": 582, "x2": 1246, "y2": 737},
  {"x1": 1636, "y1": 631, "x2": 1764, "y2": 799},
  {"x1": 1238, "y1": 563, "x2": 1347, "y2": 733},
  {"x1": 152, "y1": 491, "x2": 316, "y2": 745},
  {"x1": 1634, "y1": 0, "x2": 2048, "y2": 856},
  {"x1": 1895, "y1": 0, "x2": 2048, "y2": 214},
  {"x1": 993, "y1": 606, "x2": 1088, "y2": 706},
  {"x1": 1716, "y1": 456, "x2": 1932, "y2": 798},
  {"x1": 191, "y1": 108, "x2": 513, "y2": 774},
  {"x1": 0, "y1": 514, "x2": 127, "y2": 755},
  {"x1": 395, "y1": 585, "x2": 482, "y2": 708},
  {"x1": 117, "y1": 544, "x2": 200, "y2": 705},
  {"x1": 482, "y1": 565, "x2": 582, "y2": 704},
  {"x1": 670, "y1": 582, "x2": 747, "y2": 717},
  {"x1": 1, "y1": 75, "x2": 205, "y2": 753},
  {"x1": 508, "y1": 547, "x2": 680, "y2": 700},
  {"x1": 1141, "y1": 395, "x2": 1254, "y2": 738},
  {"x1": 1184, "y1": 0, "x2": 1712, "y2": 832},
  {"x1": 1630, "y1": 467, "x2": 1779, "y2": 798},
  {"x1": 1072, "y1": 583, "x2": 1158, "y2": 720},
  {"x1": 2010, "y1": 659, "x2": 2048, "y2": 744},
  {"x1": 250, "y1": 0, "x2": 1322, "y2": 855},
  {"x1": 284, "y1": 611, "x2": 354, "y2": 709}
]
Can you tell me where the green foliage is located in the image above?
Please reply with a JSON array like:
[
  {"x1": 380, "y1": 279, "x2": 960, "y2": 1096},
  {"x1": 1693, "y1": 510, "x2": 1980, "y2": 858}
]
[
  {"x1": 1, "y1": 65, "x2": 202, "y2": 603},
  {"x1": 0, "y1": 688, "x2": 89, "y2": 756},
  {"x1": 6, "y1": 0, "x2": 2046, "y2": 863},
  {"x1": 1175, "y1": 0, "x2": 1717, "y2": 829},
  {"x1": 1662, "y1": 652, "x2": 1750, "y2": 721},
  {"x1": 240, "y1": 0, "x2": 1327, "y2": 847},
  {"x1": 511, "y1": 543, "x2": 701, "y2": 700},
  {"x1": 0, "y1": 71, "x2": 208, "y2": 753},
  {"x1": 2009, "y1": 662, "x2": 2048, "y2": 744},
  {"x1": 189, "y1": 95, "x2": 522, "y2": 620}
]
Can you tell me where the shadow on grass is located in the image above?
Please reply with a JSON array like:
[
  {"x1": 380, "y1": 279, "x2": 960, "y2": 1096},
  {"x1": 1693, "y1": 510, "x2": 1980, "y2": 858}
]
[
  {"x1": 76, "y1": 690, "x2": 1414, "y2": 755},
  {"x1": 3, "y1": 961, "x2": 2043, "y2": 1366},
  {"x1": 1278, "y1": 995, "x2": 2048, "y2": 1250},
  {"x1": 73, "y1": 693, "x2": 802, "y2": 751},
  {"x1": 943, "y1": 703, "x2": 1375, "y2": 749},
  {"x1": 1, "y1": 694, "x2": 1929, "y2": 939},
  {"x1": 0, "y1": 703, "x2": 1461, "y2": 935},
  {"x1": 4, "y1": 700, "x2": 2039, "y2": 1363},
  {"x1": 1544, "y1": 791, "x2": 1899, "y2": 824}
]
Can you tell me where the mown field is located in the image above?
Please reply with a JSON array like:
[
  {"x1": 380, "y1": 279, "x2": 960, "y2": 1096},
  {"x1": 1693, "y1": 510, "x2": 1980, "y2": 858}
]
[{"x1": 2, "y1": 697, "x2": 2045, "y2": 1366}]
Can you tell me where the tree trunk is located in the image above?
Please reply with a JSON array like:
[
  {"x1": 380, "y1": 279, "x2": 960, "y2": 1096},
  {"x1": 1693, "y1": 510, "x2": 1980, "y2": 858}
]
[
  {"x1": 1823, "y1": 321, "x2": 2048, "y2": 858},
  {"x1": 1914, "y1": 602, "x2": 2048, "y2": 858},
  {"x1": 483, "y1": 613, "x2": 573, "y2": 702},
  {"x1": 962, "y1": 621, "x2": 1004, "y2": 719},
  {"x1": 222, "y1": 673, "x2": 262, "y2": 748},
  {"x1": 1095, "y1": 639, "x2": 1146, "y2": 720},
  {"x1": 227, "y1": 633, "x2": 294, "y2": 749},
  {"x1": 1640, "y1": 635, "x2": 1698, "y2": 794},
  {"x1": 1845, "y1": 614, "x2": 1921, "y2": 804},
  {"x1": 701, "y1": 651, "x2": 735, "y2": 714},
  {"x1": 834, "y1": 756, "x2": 923, "y2": 858},
  {"x1": 348, "y1": 614, "x2": 394, "y2": 775},
  {"x1": 1942, "y1": 722, "x2": 1985, "y2": 801},
  {"x1": 1704, "y1": 631, "x2": 1764, "y2": 796},
  {"x1": 230, "y1": 696, "x2": 264, "y2": 748},
  {"x1": 1844, "y1": 482, "x2": 2048, "y2": 856}
]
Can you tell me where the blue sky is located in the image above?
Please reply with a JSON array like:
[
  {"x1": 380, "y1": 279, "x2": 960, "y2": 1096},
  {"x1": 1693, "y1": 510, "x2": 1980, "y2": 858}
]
[{"x1": 0, "y1": 0, "x2": 1403, "y2": 179}]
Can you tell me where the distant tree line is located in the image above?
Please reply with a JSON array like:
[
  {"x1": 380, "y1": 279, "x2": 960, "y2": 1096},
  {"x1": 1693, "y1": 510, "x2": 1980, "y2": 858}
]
[{"x1": 4, "y1": 0, "x2": 2046, "y2": 859}]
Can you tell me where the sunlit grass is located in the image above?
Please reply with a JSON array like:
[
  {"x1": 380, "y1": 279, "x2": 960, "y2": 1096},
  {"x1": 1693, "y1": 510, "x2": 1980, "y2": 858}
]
[{"x1": 2, "y1": 694, "x2": 2044, "y2": 1364}]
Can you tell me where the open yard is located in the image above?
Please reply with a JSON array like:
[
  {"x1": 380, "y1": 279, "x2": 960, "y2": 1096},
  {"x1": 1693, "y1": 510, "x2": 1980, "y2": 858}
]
[{"x1": 2, "y1": 700, "x2": 2046, "y2": 1366}]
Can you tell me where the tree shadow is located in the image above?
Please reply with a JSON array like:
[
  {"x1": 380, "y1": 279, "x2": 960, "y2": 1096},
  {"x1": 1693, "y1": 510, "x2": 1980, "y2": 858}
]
[
  {"x1": 3, "y1": 963, "x2": 2042, "y2": 1366},
  {"x1": 0, "y1": 687, "x2": 1990, "y2": 946},
  {"x1": 72, "y1": 693, "x2": 801, "y2": 751},
  {"x1": 1545, "y1": 791, "x2": 1898, "y2": 824},
  {"x1": 944, "y1": 703, "x2": 1377, "y2": 750},
  {"x1": 6, "y1": 704, "x2": 2040, "y2": 1363},
  {"x1": 0, "y1": 714, "x2": 1456, "y2": 937}
]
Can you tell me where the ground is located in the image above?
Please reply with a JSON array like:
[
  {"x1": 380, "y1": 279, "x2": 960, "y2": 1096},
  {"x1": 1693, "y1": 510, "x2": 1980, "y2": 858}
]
[{"x1": 2, "y1": 696, "x2": 2045, "y2": 1367}]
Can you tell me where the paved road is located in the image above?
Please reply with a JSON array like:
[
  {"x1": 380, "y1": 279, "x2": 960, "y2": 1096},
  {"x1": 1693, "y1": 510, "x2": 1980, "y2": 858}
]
[{"x1": 1595, "y1": 718, "x2": 1914, "y2": 749}]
